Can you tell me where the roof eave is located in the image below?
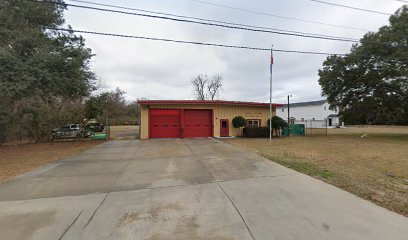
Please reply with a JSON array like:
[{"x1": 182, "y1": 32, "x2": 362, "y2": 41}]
[{"x1": 137, "y1": 100, "x2": 283, "y2": 107}]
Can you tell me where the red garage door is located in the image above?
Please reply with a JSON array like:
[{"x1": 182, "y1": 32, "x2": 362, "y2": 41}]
[
  {"x1": 149, "y1": 109, "x2": 181, "y2": 138},
  {"x1": 184, "y1": 109, "x2": 212, "y2": 138}
]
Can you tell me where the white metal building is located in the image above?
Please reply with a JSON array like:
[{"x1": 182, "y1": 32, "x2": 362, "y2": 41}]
[{"x1": 276, "y1": 100, "x2": 340, "y2": 127}]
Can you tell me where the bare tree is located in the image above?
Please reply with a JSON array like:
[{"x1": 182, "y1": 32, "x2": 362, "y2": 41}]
[
  {"x1": 191, "y1": 74, "x2": 223, "y2": 100},
  {"x1": 207, "y1": 74, "x2": 223, "y2": 100},
  {"x1": 191, "y1": 74, "x2": 208, "y2": 100}
]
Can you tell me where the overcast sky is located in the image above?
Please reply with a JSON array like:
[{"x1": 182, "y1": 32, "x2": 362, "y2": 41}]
[{"x1": 64, "y1": 0, "x2": 405, "y2": 104}]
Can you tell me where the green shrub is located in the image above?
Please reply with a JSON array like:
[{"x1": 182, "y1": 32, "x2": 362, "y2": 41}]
[
  {"x1": 232, "y1": 116, "x2": 247, "y2": 128},
  {"x1": 267, "y1": 116, "x2": 287, "y2": 129},
  {"x1": 267, "y1": 116, "x2": 287, "y2": 136},
  {"x1": 243, "y1": 127, "x2": 270, "y2": 138}
]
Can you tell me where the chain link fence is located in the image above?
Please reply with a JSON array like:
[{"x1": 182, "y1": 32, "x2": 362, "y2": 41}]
[{"x1": 293, "y1": 119, "x2": 328, "y2": 136}]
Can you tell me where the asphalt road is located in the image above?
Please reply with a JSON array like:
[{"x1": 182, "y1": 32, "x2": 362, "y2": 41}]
[{"x1": 0, "y1": 139, "x2": 407, "y2": 239}]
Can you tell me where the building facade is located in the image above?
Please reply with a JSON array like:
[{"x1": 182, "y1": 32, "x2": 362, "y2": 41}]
[
  {"x1": 138, "y1": 100, "x2": 281, "y2": 139},
  {"x1": 276, "y1": 100, "x2": 340, "y2": 127}
]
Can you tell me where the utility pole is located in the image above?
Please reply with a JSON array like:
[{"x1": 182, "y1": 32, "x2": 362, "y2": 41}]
[
  {"x1": 287, "y1": 94, "x2": 292, "y2": 137},
  {"x1": 269, "y1": 46, "x2": 274, "y2": 141}
]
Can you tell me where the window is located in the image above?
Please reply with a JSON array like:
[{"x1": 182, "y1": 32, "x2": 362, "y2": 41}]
[
  {"x1": 301, "y1": 118, "x2": 304, "y2": 122},
  {"x1": 281, "y1": 109, "x2": 284, "y2": 112},
  {"x1": 247, "y1": 120, "x2": 260, "y2": 127},
  {"x1": 324, "y1": 106, "x2": 327, "y2": 110}
]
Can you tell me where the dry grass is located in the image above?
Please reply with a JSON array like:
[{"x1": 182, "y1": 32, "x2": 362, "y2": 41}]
[
  {"x1": 225, "y1": 126, "x2": 408, "y2": 216},
  {"x1": 0, "y1": 141, "x2": 101, "y2": 183},
  {"x1": 109, "y1": 125, "x2": 139, "y2": 140},
  {"x1": 329, "y1": 125, "x2": 408, "y2": 135}
]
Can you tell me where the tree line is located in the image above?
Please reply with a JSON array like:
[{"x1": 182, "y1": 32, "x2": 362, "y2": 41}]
[
  {"x1": 85, "y1": 88, "x2": 140, "y2": 126},
  {"x1": 0, "y1": 1, "x2": 138, "y2": 143}
]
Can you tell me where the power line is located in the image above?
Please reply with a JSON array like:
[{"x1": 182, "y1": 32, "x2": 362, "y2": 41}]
[
  {"x1": 33, "y1": 0, "x2": 404, "y2": 49},
  {"x1": 33, "y1": 0, "x2": 403, "y2": 49},
  {"x1": 307, "y1": 0, "x2": 392, "y2": 16},
  {"x1": 67, "y1": 0, "x2": 359, "y2": 42},
  {"x1": 52, "y1": 28, "x2": 408, "y2": 64},
  {"x1": 38, "y1": 1, "x2": 359, "y2": 43},
  {"x1": 187, "y1": 0, "x2": 371, "y2": 32},
  {"x1": 58, "y1": 1, "x2": 405, "y2": 47},
  {"x1": 34, "y1": 0, "x2": 403, "y2": 48},
  {"x1": 49, "y1": 27, "x2": 348, "y2": 56}
]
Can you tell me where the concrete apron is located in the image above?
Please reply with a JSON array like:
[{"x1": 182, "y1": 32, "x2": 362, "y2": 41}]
[{"x1": 0, "y1": 139, "x2": 406, "y2": 240}]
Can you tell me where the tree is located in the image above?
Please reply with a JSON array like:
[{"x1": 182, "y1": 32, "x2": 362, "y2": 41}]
[
  {"x1": 0, "y1": 0, "x2": 96, "y2": 142},
  {"x1": 85, "y1": 93, "x2": 110, "y2": 119},
  {"x1": 232, "y1": 116, "x2": 247, "y2": 128},
  {"x1": 207, "y1": 74, "x2": 223, "y2": 100},
  {"x1": 191, "y1": 74, "x2": 223, "y2": 100},
  {"x1": 191, "y1": 74, "x2": 207, "y2": 100},
  {"x1": 318, "y1": 6, "x2": 408, "y2": 125},
  {"x1": 267, "y1": 116, "x2": 287, "y2": 137},
  {"x1": 85, "y1": 88, "x2": 140, "y2": 125}
]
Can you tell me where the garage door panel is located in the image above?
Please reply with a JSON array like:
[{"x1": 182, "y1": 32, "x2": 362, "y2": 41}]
[
  {"x1": 150, "y1": 109, "x2": 181, "y2": 138},
  {"x1": 184, "y1": 110, "x2": 212, "y2": 138}
]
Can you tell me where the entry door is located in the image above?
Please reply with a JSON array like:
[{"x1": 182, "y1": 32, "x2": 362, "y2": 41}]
[
  {"x1": 328, "y1": 118, "x2": 333, "y2": 126},
  {"x1": 220, "y1": 119, "x2": 229, "y2": 137}
]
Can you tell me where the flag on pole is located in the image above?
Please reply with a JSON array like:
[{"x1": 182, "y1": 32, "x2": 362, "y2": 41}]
[{"x1": 270, "y1": 50, "x2": 274, "y2": 73}]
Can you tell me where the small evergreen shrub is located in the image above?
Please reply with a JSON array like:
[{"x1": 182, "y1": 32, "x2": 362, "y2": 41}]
[{"x1": 232, "y1": 116, "x2": 247, "y2": 128}]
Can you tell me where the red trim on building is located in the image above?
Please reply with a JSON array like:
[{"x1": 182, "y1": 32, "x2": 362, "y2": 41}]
[{"x1": 137, "y1": 100, "x2": 283, "y2": 107}]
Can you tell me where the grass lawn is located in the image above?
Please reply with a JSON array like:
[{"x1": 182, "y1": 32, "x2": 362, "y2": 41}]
[
  {"x1": 224, "y1": 126, "x2": 408, "y2": 217},
  {"x1": 0, "y1": 141, "x2": 101, "y2": 183}
]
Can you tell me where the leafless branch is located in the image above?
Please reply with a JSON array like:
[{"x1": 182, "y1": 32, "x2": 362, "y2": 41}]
[
  {"x1": 191, "y1": 74, "x2": 208, "y2": 100},
  {"x1": 207, "y1": 74, "x2": 223, "y2": 100}
]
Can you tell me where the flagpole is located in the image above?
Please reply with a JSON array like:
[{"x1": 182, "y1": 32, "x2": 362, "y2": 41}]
[{"x1": 269, "y1": 45, "x2": 273, "y2": 141}]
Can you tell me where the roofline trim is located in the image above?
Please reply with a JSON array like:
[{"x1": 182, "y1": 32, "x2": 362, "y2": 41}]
[{"x1": 137, "y1": 100, "x2": 283, "y2": 107}]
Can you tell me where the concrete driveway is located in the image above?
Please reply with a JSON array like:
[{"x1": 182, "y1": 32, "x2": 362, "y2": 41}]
[{"x1": 0, "y1": 139, "x2": 407, "y2": 240}]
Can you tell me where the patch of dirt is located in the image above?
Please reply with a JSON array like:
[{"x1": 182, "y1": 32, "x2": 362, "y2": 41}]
[
  {"x1": 109, "y1": 125, "x2": 139, "y2": 140},
  {"x1": 0, "y1": 141, "x2": 101, "y2": 183},
  {"x1": 117, "y1": 211, "x2": 144, "y2": 228},
  {"x1": 117, "y1": 202, "x2": 183, "y2": 228},
  {"x1": 225, "y1": 127, "x2": 408, "y2": 217}
]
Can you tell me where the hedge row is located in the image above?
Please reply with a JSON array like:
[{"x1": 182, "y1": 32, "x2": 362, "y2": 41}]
[{"x1": 243, "y1": 127, "x2": 270, "y2": 138}]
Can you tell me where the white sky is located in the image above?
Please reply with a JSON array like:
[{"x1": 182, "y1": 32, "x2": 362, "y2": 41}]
[{"x1": 64, "y1": 0, "x2": 405, "y2": 104}]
